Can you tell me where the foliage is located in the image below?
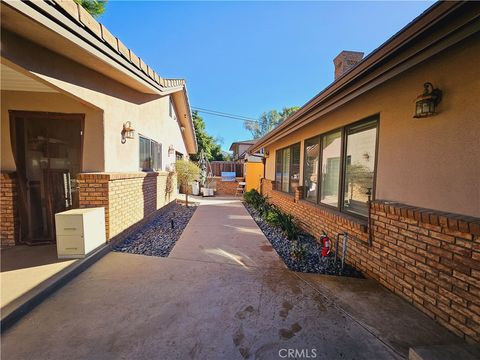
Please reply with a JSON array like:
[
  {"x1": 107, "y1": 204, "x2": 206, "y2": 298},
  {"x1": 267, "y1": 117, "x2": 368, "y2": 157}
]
[
  {"x1": 290, "y1": 241, "x2": 307, "y2": 260},
  {"x1": 175, "y1": 160, "x2": 200, "y2": 206},
  {"x1": 243, "y1": 189, "x2": 299, "y2": 240},
  {"x1": 74, "y1": 0, "x2": 107, "y2": 17},
  {"x1": 244, "y1": 106, "x2": 300, "y2": 139},
  {"x1": 265, "y1": 206, "x2": 282, "y2": 227},
  {"x1": 190, "y1": 111, "x2": 228, "y2": 162}
]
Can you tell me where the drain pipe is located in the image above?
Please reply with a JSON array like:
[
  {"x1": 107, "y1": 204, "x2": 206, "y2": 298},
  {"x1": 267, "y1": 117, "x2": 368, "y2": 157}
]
[
  {"x1": 341, "y1": 232, "x2": 348, "y2": 272},
  {"x1": 366, "y1": 188, "x2": 372, "y2": 246},
  {"x1": 334, "y1": 233, "x2": 340, "y2": 264}
]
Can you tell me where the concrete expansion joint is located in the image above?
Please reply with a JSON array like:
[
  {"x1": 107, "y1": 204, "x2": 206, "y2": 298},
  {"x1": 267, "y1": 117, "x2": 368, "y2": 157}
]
[{"x1": 291, "y1": 272, "x2": 405, "y2": 359}]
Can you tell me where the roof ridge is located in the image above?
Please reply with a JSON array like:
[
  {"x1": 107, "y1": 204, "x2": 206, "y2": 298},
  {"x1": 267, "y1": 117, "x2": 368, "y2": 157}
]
[{"x1": 53, "y1": 0, "x2": 182, "y2": 89}]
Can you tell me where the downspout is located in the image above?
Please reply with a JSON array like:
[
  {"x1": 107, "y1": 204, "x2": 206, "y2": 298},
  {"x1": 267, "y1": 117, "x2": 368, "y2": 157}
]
[{"x1": 366, "y1": 188, "x2": 372, "y2": 246}]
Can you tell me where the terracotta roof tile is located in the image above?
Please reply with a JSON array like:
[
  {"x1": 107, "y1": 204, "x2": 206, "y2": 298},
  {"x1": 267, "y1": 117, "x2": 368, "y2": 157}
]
[{"x1": 52, "y1": 0, "x2": 184, "y2": 89}]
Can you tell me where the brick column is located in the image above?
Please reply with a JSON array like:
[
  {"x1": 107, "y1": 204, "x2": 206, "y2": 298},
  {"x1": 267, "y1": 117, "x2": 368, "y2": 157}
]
[
  {"x1": 1, "y1": 172, "x2": 19, "y2": 247},
  {"x1": 77, "y1": 172, "x2": 177, "y2": 242}
]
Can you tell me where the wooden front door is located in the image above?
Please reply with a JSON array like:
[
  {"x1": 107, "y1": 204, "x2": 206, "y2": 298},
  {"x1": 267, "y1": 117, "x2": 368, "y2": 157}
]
[{"x1": 10, "y1": 111, "x2": 84, "y2": 244}]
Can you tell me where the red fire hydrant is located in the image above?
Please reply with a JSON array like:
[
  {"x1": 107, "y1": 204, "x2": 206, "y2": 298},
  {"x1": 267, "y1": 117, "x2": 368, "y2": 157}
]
[{"x1": 320, "y1": 233, "x2": 331, "y2": 257}]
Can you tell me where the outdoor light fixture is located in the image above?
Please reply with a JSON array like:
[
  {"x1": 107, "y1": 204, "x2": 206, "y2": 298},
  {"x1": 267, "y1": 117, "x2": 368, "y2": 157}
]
[
  {"x1": 414, "y1": 82, "x2": 442, "y2": 118},
  {"x1": 168, "y1": 145, "x2": 175, "y2": 156},
  {"x1": 121, "y1": 121, "x2": 135, "y2": 144}
]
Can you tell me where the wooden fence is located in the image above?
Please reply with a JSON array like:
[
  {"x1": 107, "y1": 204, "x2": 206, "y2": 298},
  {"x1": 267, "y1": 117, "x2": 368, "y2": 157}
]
[{"x1": 210, "y1": 161, "x2": 244, "y2": 177}]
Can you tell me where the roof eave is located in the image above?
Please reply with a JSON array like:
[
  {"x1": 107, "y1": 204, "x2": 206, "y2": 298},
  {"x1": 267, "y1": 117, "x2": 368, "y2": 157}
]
[{"x1": 250, "y1": 1, "x2": 471, "y2": 153}]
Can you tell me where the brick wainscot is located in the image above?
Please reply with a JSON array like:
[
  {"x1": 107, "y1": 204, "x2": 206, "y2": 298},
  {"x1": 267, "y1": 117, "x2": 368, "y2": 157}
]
[
  {"x1": 77, "y1": 171, "x2": 176, "y2": 242},
  {"x1": 261, "y1": 179, "x2": 480, "y2": 342},
  {"x1": 0, "y1": 172, "x2": 19, "y2": 247}
]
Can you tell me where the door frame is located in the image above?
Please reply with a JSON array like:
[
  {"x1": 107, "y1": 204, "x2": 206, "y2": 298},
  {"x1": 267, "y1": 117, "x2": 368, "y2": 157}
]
[{"x1": 9, "y1": 110, "x2": 85, "y2": 244}]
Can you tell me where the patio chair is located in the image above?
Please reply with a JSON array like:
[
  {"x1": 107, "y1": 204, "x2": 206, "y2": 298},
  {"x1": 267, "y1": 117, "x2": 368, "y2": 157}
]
[{"x1": 235, "y1": 182, "x2": 246, "y2": 197}]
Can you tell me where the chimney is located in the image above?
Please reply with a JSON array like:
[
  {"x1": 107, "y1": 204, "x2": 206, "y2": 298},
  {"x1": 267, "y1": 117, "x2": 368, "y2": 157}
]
[{"x1": 333, "y1": 51, "x2": 364, "y2": 80}]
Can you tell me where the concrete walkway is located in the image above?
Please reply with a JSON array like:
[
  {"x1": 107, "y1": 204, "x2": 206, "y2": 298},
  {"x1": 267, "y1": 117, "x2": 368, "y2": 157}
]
[{"x1": 1, "y1": 198, "x2": 461, "y2": 360}]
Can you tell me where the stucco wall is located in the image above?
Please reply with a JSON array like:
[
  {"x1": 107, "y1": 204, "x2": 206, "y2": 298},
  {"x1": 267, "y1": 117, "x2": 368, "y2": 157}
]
[
  {"x1": 1, "y1": 90, "x2": 104, "y2": 172},
  {"x1": 265, "y1": 35, "x2": 480, "y2": 217},
  {"x1": 1, "y1": 31, "x2": 188, "y2": 174}
]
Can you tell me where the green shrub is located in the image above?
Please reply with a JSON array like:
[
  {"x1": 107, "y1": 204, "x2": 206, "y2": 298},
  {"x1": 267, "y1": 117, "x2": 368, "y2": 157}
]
[
  {"x1": 290, "y1": 240, "x2": 307, "y2": 260},
  {"x1": 278, "y1": 212, "x2": 299, "y2": 240},
  {"x1": 265, "y1": 206, "x2": 281, "y2": 226},
  {"x1": 244, "y1": 189, "x2": 299, "y2": 240},
  {"x1": 243, "y1": 189, "x2": 259, "y2": 205}
]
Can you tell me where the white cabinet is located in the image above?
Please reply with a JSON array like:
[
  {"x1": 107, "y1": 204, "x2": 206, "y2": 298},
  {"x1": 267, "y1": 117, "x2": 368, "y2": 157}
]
[{"x1": 55, "y1": 207, "x2": 106, "y2": 259}]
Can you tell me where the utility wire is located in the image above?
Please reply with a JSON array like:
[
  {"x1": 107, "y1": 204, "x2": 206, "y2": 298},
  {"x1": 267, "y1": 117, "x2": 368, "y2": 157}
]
[
  {"x1": 192, "y1": 107, "x2": 259, "y2": 123},
  {"x1": 192, "y1": 107, "x2": 255, "y2": 120}
]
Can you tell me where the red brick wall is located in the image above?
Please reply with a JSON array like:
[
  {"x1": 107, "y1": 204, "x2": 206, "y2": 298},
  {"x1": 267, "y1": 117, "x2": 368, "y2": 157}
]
[
  {"x1": 262, "y1": 179, "x2": 480, "y2": 342},
  {"x1": 78, "y1": 172, "x2": 176, "y2": 241},
  {"x1": 0, "y1": 172, "x2": 19, "y2": 247},
  {"x1": 214, "y1": 176, "x2": 244, "y2": 196}
]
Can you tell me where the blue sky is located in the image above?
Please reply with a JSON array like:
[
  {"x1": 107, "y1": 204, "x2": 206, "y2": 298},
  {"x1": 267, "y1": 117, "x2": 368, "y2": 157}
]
[{"x1": 100, "y1": 1, "x2": 434, "y2": 151}]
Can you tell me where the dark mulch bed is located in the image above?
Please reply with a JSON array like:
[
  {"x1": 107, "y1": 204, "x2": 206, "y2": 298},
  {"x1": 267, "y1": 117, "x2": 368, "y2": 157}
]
[
  {"x1": 244, "y1": 203, "x2": 363, "y2": 278},
  {"x1": 113, "y1": 202, "x2": 197, "y2": 257}
]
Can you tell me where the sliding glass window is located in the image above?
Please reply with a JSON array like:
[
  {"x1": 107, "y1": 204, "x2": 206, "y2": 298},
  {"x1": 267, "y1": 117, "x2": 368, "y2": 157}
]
[
  {"x1": 303, "y1": 137, "x2": 320, "y2": 202},
  {"x1": 275, "y1": 150, "x2": 282, "y2": 191},
  {"x1": 320, "y1": 130, "x2": 342, "y2": 207},
  {"x1": 343, "y1": 120, "x2": 377, "y2": 217},
  {"x1": 301, "y1": 117, "x2": 378, "y2": 218},
  {"x1": 281, "y1": 147, "x2": 290, "y2": 192},
  {"x1": 274, "y1": 143, "x2": 301, "y2": 194}
]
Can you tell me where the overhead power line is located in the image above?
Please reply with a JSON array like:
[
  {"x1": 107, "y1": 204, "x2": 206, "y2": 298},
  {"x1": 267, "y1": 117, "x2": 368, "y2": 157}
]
[{"x1": 192, "y1": 107, "x2": 259, "y2": 123}]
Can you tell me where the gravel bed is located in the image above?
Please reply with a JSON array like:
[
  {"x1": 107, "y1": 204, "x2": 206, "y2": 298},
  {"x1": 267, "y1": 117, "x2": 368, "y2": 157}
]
[
  {"x1": 113, "y1": 202, "x2": 197, "y2": 257},
  {"x1": 244, "y1": 203, "x2": 363, "y2": 277}
]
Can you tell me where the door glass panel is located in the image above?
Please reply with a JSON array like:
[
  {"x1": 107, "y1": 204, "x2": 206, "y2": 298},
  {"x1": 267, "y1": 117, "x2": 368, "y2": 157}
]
[
  {"x1": 320, "y1": 131, "x2": 342, "y2": 207},
  {"x1": 23, "y1": 116, "x2": 82, "y2": 242},
  {"x1": 343, "y1": 121, "x2": 377, "y2": 216}
]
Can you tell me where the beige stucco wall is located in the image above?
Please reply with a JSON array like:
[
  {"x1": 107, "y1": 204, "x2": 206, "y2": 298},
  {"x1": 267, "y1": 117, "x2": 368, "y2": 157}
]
[
  {"x1": 1, "y1": 31, "x2": 188, "y2": 174},
  {"x1": 1, "y1": 90, "x2": 104, "y2": 172},
  {"x1": 265, "y1": 35, "x2": 480, "y2": 217}
]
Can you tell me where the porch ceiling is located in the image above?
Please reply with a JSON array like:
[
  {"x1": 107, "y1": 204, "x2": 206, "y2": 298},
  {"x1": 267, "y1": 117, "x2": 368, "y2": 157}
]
[{"x1": 1, "y1": 63, "x2": 58, "y2": 93}]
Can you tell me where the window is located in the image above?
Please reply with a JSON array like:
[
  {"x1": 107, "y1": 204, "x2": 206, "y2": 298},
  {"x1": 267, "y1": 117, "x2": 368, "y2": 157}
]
[
  {"x1": 343, "y1": 120, "x2": 377, "y2": 216},
  {"x1": 320, "y1": 130, "x2": 342, "y2": 207},
  {"x1": 275, "y1": 143, "x2": 301, "y2": 194},
  {"x1": 169, "y1": 98, "x2": 173, "y2": 118},
  {"x1": 139, "y1": 135, "x2": 162, "y2": 171},
  {"x1": 304, "y1": 137, "x2": 320, "y2": 202},
  {"x1": 302, "y1": 117, "x2": 378, "y2": 217}
]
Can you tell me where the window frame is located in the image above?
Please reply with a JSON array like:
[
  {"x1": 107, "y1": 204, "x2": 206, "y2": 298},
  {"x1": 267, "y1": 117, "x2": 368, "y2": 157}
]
[
  {"x1": 274, "y1": 142, "x2": 301, "y2": 195},
  {"x1": 302, "y1": 115, "x2": 379, "y2": 219},
  {"x1": 139, "y1": 134, "x2": 162, "y2": 171},
  {"x1": 303, "y1": 134, "x2": 320, "y2": 204}
]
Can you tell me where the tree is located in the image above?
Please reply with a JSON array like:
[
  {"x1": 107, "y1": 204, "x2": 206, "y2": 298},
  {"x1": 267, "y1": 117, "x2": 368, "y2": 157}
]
[
  {"x1": 74, "y1": 0, "x2": 107, "y2": 17},
  {"x1": 175, "y1": 160, "x2": 200, "y2": 207},
  {"x1": 244, "y1": 106, "x2": 300, "y2": 139},
  {"x1": 190, "y1": 111, "x2": 228, "y2": 162}
]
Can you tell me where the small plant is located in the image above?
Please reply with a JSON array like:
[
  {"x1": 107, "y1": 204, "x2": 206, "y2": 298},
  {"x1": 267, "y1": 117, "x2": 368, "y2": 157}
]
[
  {"x1": 243, "y1": 189, "x2": 261, "y2": 206},
  {"x1": 265, "y1": 206, "x2": 282, "y2": 227},
  {"x1": 278, "y1": 212, "x2": 299, "y2": 240},
  {"x1": 175, "y1": 159, "x2": 200, "y2": 207},
  {"x1": 290, "y1": 240, "x2": 307, "y2": 260}
]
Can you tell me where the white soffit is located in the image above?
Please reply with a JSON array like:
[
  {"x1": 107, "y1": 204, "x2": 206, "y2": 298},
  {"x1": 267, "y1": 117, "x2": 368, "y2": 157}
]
[{"x1": 1, "y1": 63, "x2": 58, "y2": 93}]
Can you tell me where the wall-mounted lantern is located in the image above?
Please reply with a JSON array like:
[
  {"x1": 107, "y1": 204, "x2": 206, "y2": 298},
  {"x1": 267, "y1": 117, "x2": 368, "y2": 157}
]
[
  {"x1": 414, "y1": 82, "x2": 442, "y2": 118},
  {"x1": 121, "y1": 121, "x2": 135, "y2": 144},
  {"x1": 168, "y1": 145, "x2": 175, "y2": 156}
]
